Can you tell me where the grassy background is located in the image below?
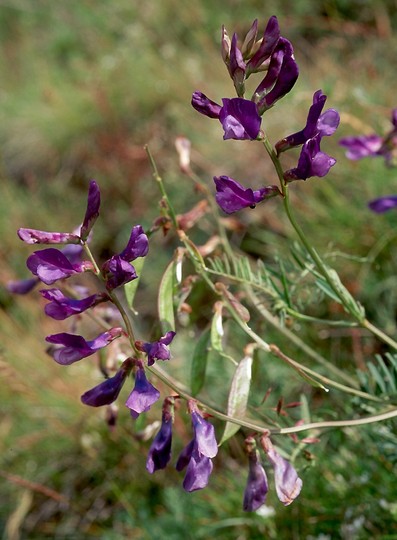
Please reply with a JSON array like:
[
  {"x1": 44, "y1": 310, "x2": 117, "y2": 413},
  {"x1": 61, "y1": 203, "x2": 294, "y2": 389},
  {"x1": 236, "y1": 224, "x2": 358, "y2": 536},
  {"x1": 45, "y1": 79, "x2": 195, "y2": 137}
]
[{"x1": 2, "y1": 1, "x2": 397, "y2": 538}]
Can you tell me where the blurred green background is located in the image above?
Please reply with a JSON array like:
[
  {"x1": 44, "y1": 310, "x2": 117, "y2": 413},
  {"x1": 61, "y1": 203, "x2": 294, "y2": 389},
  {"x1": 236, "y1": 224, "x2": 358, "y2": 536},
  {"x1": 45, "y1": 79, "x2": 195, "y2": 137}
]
[{"x1": 2, "y1": 1, "x2": 397, "y2": 538}]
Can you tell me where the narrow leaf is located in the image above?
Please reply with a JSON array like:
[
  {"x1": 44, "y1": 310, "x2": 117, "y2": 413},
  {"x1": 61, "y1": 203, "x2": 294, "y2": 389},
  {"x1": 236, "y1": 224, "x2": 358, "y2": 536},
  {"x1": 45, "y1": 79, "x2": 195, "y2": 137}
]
[
  {"x1": 219, "y1": 354, "x2": 253, "y2": 445},
  {"x1": 191, "y1": 328, "x2": 210, "y2": 396},
  {"x1": 124, "y1": 257, "x2": 145, "y2": 313},
  {"x1": 158, "y1": 260, "x2": 176, "y2": 333}
]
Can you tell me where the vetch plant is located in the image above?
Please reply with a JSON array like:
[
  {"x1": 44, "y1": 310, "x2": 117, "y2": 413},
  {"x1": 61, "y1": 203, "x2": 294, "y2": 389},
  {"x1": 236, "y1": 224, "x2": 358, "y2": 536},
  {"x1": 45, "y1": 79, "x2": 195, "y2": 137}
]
[{"x1": 11, "y1": 14, "x2": 397, "y2": 514}]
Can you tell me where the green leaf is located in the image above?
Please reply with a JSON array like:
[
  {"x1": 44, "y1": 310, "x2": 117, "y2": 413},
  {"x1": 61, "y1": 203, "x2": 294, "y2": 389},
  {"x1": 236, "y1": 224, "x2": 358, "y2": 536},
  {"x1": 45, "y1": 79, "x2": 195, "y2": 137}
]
[
  {"x1": 158, "y1": 260, "x2": 176, "y2": 333},
  {"x1": 124, "y1": 257, "x2": 145, "y2": 313},
  {"x1": 219, "y1": 354, "x2": 252, "y2": 445},
  {"x1": 191, "y1": 328, "x2": 210, "y2": 396}
]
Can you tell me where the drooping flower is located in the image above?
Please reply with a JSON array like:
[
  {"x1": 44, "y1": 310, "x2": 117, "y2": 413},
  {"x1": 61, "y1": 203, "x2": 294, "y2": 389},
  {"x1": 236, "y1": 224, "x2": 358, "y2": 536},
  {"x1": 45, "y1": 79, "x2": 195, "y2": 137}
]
[
  {"x1": 40, "y1": 288, "x2": 108, "y2": 320},
  {"x1": 261, "y1": 435, "x2": 302, "y2": 506},
  {"x1": 276, "y1": 90, "x2": 340, "y2": 154},
  {"x1": 339, "y1": 108, "x2": 397, "y2": 166},
  {"x1": 45, "y1": 327, "x2": 123, "y2": 365},
  {"x1": 135, "y1": 331, "x2": 176, "y2": 366},
  {"x1": 80, "y1": 180, "x2": 101, "y2": 241},
  {"x1": 368, "y1": 195, "x2": 397, "y2": 213},
  {"x1": 146, "y1": 396, "x2": 175, "y2": 473},
  {"x1": 283, "y1": 135, "x2": 337, "y2": 182},
  {"x1": 81, "y1": 358, "x2": 134, "y2": 407},
  {"x1": 102, "y1": 225, "x2": 149, "y2": 290},
  {"x1": 125, "y1": 360, "x2": 160, "y2": 418},
  {"x1": 243, "y1": 436, "x2": 269, "y2": 512},
  {"x1": 26, "y1": 248, "x2": 92, "y2": 285},
  {"x1": 176, "y1": 401, "x2": 218, "y2": 492},
  {"x1": 214, "y1": 176, "x2": 279, "y2": 214},
  {"x1": 191, "y1": 93, "x2": 261, "y2": 140}
]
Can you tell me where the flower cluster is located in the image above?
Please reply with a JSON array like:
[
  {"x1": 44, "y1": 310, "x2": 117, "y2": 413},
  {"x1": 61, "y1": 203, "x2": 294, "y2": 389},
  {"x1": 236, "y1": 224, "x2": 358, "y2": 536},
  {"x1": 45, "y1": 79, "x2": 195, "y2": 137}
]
[
  {"x1": 147, "y1": 399, "x2": 218, "y2": 492},
  {"x1": 15, "y1": 180, "x2": 177, "y2": 420},
  {"x1": 243, "y1": 435, "x2": 302, "y2": 511},
  {"x1": 191, "y1": 17, "x2": 340, "y2": 214}
]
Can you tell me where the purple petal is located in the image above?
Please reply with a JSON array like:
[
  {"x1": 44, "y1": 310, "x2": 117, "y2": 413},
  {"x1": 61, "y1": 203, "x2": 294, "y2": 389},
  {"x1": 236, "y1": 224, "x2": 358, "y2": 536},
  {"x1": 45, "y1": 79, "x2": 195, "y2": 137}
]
[
  {"x1": 81, "y1": 359, "x2": 133, "y2": 407},
  {"x1": 27, "y1": 248, "x2": 82, "y2": 285},
  {"x1": 318, "y1": 109, "x2": 340, "y2": 137},
  {"x1": 191, "y1": 411, "x2": 218, "y2": 459},
  {"x1": 46, "y1": 328, "x2": 122, "y2": 365},
  {"x1": 368, "y1": 195, "x2": 397, "y2": 213},
  {"x1": 118, "y1": 225, "x2": 149, "y2": 261},
  {"x1": 284, "y1": 136, "x2": 336, "y2": 181},
  {"x1": 80, "y1": 180, "x2": 101, "y2": 241},
  {"x1": 214, "y1": 176, "x2": 278, "y2": 214},
  {"x1": 40, "y1": 288, "x2": 107, "y2": 320},
  {"x1": 219, "y1": 98, "x2": 261, "y2": 140},
  {"x1": 339, "y1": 135, "x2": 383, "y2": 160},
  {"x1": 141, "y1": 331, "x2": 176, "y2": 366},
  {"x1": 18, "y1": 229, "x2": 80, "y2": 245},
  {"x1": 246, "y1": 16, "x2": 280, "y2": 75},
  {"x1": 243, "y1": 452, "x2": 269, "y2": 512},
  {"x1": 266, "y1": 446, "x2": 302, "y2": 506},
  {"x1": 102, "y1": 255, "x2": 137, "y2": 290},
  {"x1": 125, "y1": 367, "x2": 160, "y2": 417},
  {"x1": 191, "y1": 91, "x2": 222, "y2": 119},
  {"x1": 176, "y1": 439, "x2": 195, "y2": 471},
  {"x1": 146, "y1": 412, "x2": 173, "y2": 473},
  {"x1": 182, "y1": 451, "x2": 213, "y2": 492},
  {"x1": 7, "y1": 277, "x2": 39, "y2": 295}
]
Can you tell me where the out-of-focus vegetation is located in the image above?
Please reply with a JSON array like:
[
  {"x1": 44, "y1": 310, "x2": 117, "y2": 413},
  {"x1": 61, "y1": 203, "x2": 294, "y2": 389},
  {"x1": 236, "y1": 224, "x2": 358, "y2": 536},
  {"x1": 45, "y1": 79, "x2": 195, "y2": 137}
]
[{"x1": 2, "y1": 1, "x2": 397, "y2": 538}]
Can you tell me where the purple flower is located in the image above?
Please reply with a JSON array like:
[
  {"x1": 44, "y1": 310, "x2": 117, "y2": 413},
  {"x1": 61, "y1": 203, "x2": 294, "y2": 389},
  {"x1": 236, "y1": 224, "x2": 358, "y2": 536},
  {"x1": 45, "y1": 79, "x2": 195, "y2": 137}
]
[
  {"x1": 191, "y1": 93, "x2": 261, "y2": 141},
  {"x1": 17, "y1": 229, "x2": 80, "y2": 245},
  {"x1": 255, "y1": 37, "x2": 299, "y2": 112},
  {"x1": 340, "y1": 108, "x2": 397, "y2": 165},
  {"x1": 339, "y1": 134, "x2": 383, "y2": 160},
  {"x1": 102, "y1": 255, "x2": 137, "y2": 290},
  {"x1": 136, "y1": 331, "x2": 176, "y2": 366},
  {"x1": 214, "y1": 176, "x2": 279, "y2": 214},
  {"x1": 125, "y1": 361, "x2": 160, "y2": 418},
  {"x1": 40, "y1": 288, "x2": 108, "y2": 320},
  {"x1": 219, "y1": 98, "x2": 261, "y2": 140},
  {"x1": 176, "y1": 402, "x2": 218, "y2": 492},
  {"x1": 262, "y1": 436, "x2": 302, "y2": 506},
  {"x1": 284, "y1": 135, "x2": 337, "y2": 181},
  {"x1": 276, "y1": 90, "x2": 340, "y2": 154},
  {"x1": 102, "y1": 225, "x2": 149, "y2": 290},
  {"x1": 368, "y1": 195, "x2": 397, "y2": 213},
  {"x1": 243, "y1": 437, "x2": 269, "y2": 512},
  {"x1": 7, "y1": 277, "x2": 39, "y2": 295},
  {"x1": 228, "y1": 33, "x2": 246, "y2": 96},
  {"x1": 81, "y1": 358, "x2": 133, "y2": 407},
  {"x1": 45, "y1": 327, "x2": 123, "y2": 365},
  {"x1": 146, "y1": 397, "x2": 175, "y2": 473},
  {"x1": 26, "y1": 248, "x2": 92, "y2": 285},
  {"x1": 80, "y1": 180, "x2": 101, "y2": 241}
]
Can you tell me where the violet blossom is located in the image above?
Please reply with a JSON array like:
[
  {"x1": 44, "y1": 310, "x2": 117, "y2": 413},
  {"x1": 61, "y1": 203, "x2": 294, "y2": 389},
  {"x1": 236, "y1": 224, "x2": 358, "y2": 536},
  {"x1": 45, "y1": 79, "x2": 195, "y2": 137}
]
[
  {"x1": 243, "y1": 436, "x2": 269, "y2": 512},
  {"x1": 7, "y1": 277, "x2": 39, "y2": 295},
  {"x1": 276, "y1": 90, "x2": 340, "y2": 154},
  {"x1": 262, "y1": 436, "x2": 302, "y2": 506},
  {"x1": 45, "y1": 327, "x2": 123, "y2": 365},
  {"x1": 191, "y1": 93, "x2": 262, "y2": 141},
  {"x1": 368, "y1": 195, "x2": 397, "y2": 213},
  {"x1": 135, "y1": 331, "x2": 176, "y2": 366},
  {"x1": 80, "y1": 180, "x2": 101, "y2": 241},
  {"x1": 146, "y1": 397, "x2": 175, "y2": 473},
  {"x1": 214, "y1": 176, "x2": 279, "y2": 214},
  {"x1": 283, "y1": 135, "x2": 337, "y2": 182},
  {"x1": 125, "y1": 360, "x2": 160, "y2": 418},
  {"x1": 339, "y1": 108, "x2": 397, "y2": 165},
  {"x1": 40, "y1": 288, "x2": 108, "y2": 320},
  {"x1": 176, "y1": 402, "x2": 218, "y2": 492},
  {"x1": 102, "y1": 225, "x2": 149, "y2": 290},
  {"x1": 81, "y1": 358, "x2": 133, "y2": 407},
  {"x1": 26, "y1": 248, "x2": 92, "y2": 285}
]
